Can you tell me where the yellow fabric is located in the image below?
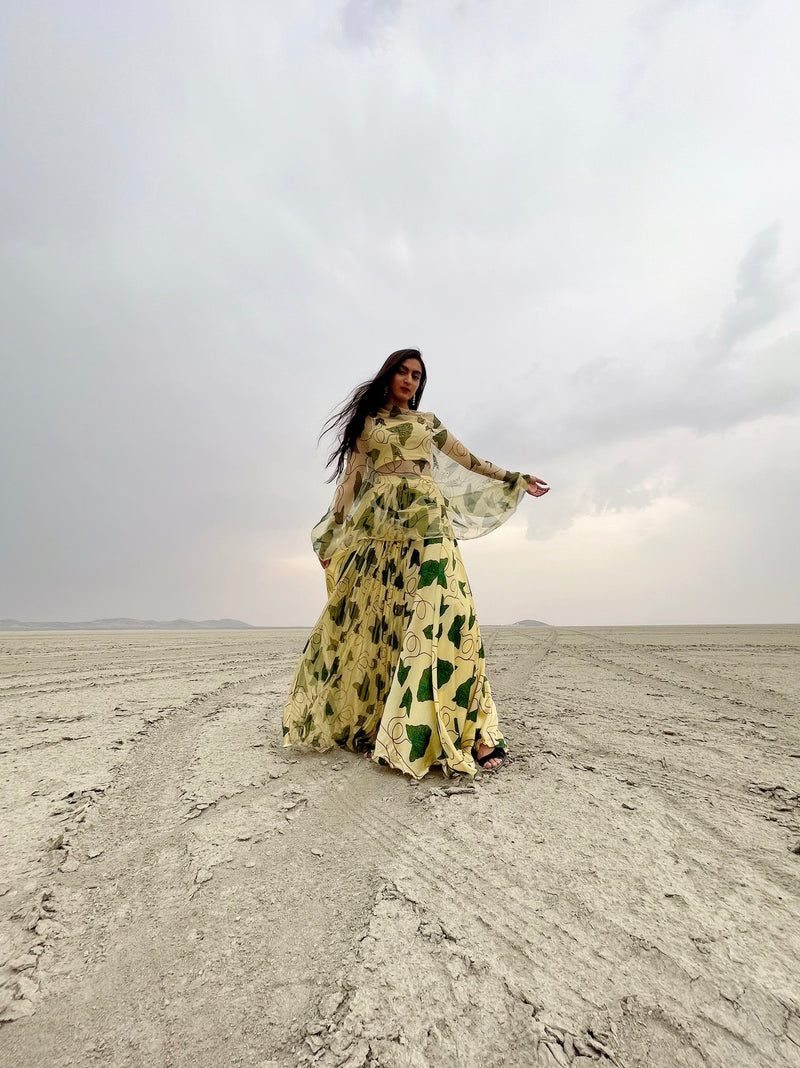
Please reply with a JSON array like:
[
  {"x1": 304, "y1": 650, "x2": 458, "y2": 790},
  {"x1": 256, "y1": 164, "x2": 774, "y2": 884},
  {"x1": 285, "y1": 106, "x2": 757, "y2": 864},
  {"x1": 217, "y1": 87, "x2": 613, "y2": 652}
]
[
  {"x1": 312, "y1": 407, "x2": 531, "y2": 563},
  {"x1": 283, "y1": 405, "x2": 528, "y2": 779}
]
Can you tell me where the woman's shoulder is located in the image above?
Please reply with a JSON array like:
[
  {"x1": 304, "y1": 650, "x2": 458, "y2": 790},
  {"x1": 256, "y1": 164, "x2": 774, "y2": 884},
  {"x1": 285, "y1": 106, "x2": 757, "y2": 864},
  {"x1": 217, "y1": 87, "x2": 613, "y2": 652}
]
[
  {"x1": 374, "y1": 405, "x2": 435, "y2": 424},
  {"x1": 408, "y1": 407, "x2": 437, "y2": 422},
  {"x1": 410, "y1": 409, "x2": 441, "y2": 432}
]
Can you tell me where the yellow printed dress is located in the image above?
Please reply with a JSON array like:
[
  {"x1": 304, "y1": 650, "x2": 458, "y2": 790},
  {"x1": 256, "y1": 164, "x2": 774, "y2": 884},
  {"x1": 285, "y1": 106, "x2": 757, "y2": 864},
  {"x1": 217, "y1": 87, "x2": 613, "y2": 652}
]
[{"x1": 282, "y1": 405, "x2": 531, "y2": 779}]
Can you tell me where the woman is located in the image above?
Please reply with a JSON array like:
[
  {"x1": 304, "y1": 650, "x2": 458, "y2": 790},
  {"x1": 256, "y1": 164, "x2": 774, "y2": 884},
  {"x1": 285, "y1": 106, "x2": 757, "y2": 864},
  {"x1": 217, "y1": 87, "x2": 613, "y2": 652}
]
[{"x1": 283, "y1": 349, "x2": 549, "y2": 778}]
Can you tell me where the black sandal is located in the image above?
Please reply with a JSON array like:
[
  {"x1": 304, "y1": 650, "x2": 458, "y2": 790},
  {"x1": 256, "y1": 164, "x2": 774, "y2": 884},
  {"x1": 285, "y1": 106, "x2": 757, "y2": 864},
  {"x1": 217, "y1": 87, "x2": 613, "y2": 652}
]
[{"x1": 475, "y1": 746, "x2": 507, "y2": 770}]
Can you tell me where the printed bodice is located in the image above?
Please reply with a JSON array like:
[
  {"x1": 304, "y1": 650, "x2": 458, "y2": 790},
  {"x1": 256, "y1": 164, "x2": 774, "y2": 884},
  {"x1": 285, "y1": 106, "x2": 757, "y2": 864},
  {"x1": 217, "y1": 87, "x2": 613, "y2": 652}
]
[{"x1": 363, "y1": 407, "x2": 436, "y2": 474}]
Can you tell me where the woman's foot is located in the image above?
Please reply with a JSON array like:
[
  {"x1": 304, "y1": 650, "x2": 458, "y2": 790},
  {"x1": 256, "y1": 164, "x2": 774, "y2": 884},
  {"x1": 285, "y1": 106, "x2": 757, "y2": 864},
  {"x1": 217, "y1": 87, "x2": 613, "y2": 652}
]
[{"x1": 475, "y1": 743, "x2": 507, "y2": 771}]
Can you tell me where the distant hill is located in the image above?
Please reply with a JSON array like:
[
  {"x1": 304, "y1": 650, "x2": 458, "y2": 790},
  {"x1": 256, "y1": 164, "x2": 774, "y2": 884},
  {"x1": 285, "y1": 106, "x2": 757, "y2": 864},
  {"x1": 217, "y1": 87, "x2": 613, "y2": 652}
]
[
  {"x1": 511, "y1": 619, "x2": 550, "y2": 627},
  {"x1": 0, "y1": 618, "x2": 257, "y2": 632}
]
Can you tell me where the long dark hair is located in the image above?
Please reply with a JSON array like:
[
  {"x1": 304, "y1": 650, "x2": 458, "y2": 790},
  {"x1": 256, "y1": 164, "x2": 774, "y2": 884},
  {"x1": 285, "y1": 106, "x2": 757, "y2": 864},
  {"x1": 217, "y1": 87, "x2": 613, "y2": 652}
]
[{"x1": 321, "y1": 348, "x2": 427, "y2": 482}]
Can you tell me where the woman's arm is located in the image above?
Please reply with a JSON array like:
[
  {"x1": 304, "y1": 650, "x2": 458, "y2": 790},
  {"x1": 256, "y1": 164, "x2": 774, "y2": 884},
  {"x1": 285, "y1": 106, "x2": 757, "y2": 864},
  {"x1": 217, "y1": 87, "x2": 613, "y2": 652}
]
[
  {"x1": 314, "y1": 433, "x2": 368, "y2": 566},
  {"x1": 431, "y1": 415, "x2": 549, "y2": 495},
  {"x1": 330, "y1": 434, "x2": 367, "y2": 525}
]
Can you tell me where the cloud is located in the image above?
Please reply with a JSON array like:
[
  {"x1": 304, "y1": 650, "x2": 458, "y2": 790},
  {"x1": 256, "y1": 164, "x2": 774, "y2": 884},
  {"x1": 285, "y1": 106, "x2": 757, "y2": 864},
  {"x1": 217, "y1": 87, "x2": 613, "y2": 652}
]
[
  {"x1": 716, "y1": 223, "x2": 786, "y2": 351},
  {"x1": 1, "y1": 0, "x2": 799, "y2": 624},
  {"x1": 340, "y1": 0, "x2": 403, "y2": 45},
  {"x1": 464, "y1": 413, "x2": 800, "y2": 625}
]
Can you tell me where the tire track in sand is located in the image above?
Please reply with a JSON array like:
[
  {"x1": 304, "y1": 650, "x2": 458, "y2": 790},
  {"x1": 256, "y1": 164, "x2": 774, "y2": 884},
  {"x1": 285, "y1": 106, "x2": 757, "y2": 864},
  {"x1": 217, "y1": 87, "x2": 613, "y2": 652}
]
[
  {"x1": 280, "y1": 761, "x2": 785, "y2": 1068},
  {"x1": 3, "y1": 629, "x2": 798, "y2": 1068},
  {"x1": 1, "y1": 672, "x2": 292, "y2": 1067}
]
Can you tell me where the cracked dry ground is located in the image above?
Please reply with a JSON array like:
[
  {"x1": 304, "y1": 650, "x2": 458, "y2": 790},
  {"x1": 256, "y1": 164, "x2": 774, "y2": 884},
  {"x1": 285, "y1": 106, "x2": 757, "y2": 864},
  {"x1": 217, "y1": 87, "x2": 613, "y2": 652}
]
[{"x1": 1, "y1": 626, "x2": 799, "y2": 1068}]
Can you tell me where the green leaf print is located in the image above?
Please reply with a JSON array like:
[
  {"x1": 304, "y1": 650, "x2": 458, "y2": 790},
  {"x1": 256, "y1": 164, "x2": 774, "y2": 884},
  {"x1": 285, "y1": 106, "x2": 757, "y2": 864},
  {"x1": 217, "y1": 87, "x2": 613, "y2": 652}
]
[
  {"x1": 422, "y1": 624, "x2": 433, "y2": 640},
  {"x1": 417, "y1": 666, "x2": 434, "y2": 702},
  {"x1": 397, "y1": 661, "x2": 410, "y2": 685},
  {"x1": 400, "y1": 687, "x2": 412, "y2": 713},
  {"x1": 447, "y1": 614, "x2": 465, "y2": 649},
  {"x1": 436, "y1": 659, "x2": 454, "y2": 686},
  {"x1": 455, "y1": 677, "x2": 474, "y2": 709},
  {"x1": 406, "y1": 723, "x2": 432, "y2": 762},
  {"x1": 324, "y1": 701, "x2": 334, "y2": 717},
  {"x1": 389, "y1": 422, "x2": 414, "y2": 446},
  {"x1": 419, "y1": 560, "x2": 442, "y2": 588}
]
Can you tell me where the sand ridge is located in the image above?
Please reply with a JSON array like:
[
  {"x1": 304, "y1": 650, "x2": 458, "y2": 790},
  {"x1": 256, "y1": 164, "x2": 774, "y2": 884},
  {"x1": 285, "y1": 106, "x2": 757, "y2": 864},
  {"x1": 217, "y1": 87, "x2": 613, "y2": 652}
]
[{"x1": 0, "y1": 626, "x2": 798, "y2": 1067}]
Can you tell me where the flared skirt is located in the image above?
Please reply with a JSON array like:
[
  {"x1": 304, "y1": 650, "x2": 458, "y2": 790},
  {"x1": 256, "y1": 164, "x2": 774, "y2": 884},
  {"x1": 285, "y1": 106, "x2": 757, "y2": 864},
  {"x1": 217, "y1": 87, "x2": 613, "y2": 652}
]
[{"x1": 282, "y1": 535, "x2": 505, "y2": 779}]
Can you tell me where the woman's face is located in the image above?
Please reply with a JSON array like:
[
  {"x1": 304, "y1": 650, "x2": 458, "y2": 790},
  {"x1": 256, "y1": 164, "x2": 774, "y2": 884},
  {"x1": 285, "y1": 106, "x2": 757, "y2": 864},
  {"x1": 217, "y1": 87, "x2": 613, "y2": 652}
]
[{"x1": 387, "y1": 358, "x2": 423, "y2": 407}]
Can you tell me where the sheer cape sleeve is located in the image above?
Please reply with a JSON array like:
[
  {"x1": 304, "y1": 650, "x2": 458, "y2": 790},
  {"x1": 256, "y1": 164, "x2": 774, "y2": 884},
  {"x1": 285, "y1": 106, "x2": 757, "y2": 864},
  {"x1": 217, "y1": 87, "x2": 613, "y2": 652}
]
[
  {"x1": 430, "y1": 414, "x2": 531, "y2": 540},
  {"x1": 311, "y1": 409, "x2": 531, "y2": 560},
  {"x1": 311, "y1": 431, "x2": 367, "y2": 562}
]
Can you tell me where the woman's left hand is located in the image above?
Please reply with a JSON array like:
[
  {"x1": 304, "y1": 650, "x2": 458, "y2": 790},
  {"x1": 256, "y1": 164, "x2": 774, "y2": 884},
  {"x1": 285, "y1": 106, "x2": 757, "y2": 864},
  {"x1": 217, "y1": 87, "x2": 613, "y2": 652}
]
[{"x1": 526, "y1": 477, "x2": 550, "y2": 497}]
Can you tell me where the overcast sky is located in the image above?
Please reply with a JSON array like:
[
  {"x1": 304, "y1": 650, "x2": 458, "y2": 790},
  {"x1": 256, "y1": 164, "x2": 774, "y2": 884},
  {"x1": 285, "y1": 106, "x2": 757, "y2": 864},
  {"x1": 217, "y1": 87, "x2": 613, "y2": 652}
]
[{"x1": 2, "y1": 0, "x2": 799, "y2": 627}]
